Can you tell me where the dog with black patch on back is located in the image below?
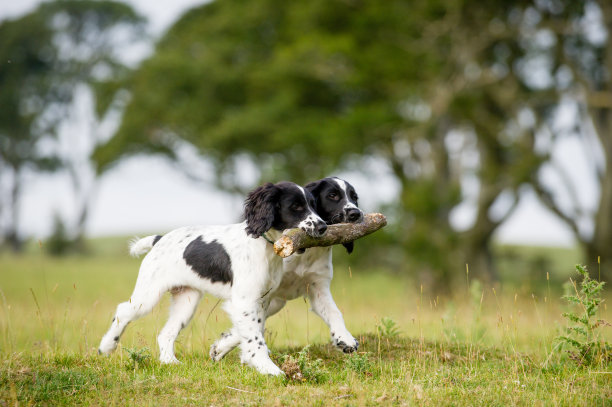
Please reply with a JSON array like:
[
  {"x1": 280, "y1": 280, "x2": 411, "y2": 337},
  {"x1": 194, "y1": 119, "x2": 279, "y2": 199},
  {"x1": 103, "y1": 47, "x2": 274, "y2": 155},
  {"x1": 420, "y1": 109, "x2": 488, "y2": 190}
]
[
  {"x1": 98, "y1": 181, "x2": 326, "y2": 376},
  {"x1": 208, "y1": 177, "x2": 364, "y2": 361}
]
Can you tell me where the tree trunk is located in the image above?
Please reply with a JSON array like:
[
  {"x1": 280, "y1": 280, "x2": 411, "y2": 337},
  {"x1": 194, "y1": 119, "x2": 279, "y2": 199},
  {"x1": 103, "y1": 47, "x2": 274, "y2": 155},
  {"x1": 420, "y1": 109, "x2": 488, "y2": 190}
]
[
  {"x1": 463, "y1": 239, "x2": 496, "y2": 284},
  {"x1": 72, "y1": 181, "x2": 98, "y2": 253},
  {"x1": 584, "y1": 2, "x2": 612, "y2": 282},
  {"x1": 587, "y1": 108, "x2": 612, "y2": 282},
  {"x1": 4, "y1": 167, "x2": 23, "y2": 252}
]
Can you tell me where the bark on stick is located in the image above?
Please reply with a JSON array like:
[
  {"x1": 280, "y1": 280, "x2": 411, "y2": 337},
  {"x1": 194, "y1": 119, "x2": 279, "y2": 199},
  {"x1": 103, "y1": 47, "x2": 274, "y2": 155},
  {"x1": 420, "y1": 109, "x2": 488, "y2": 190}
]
[{"x1": 273, "y1": 213, "x2": 387, "y2": 258}]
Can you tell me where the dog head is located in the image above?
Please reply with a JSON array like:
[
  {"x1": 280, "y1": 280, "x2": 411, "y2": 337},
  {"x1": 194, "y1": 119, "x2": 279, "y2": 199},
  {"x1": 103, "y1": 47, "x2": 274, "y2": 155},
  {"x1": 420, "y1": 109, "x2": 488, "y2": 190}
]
[
  {"x1": 304, "y1": 177, "x2": 363, "y2": 253},
  {"x1": 244, "y1": 181, "x2": 327, "y2": 239}
]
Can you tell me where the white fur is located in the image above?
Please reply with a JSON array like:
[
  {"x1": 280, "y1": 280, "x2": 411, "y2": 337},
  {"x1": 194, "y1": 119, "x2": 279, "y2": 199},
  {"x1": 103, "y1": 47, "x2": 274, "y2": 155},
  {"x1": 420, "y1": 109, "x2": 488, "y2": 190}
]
[
  {"x1": 334, "y1": 177, "x2": 359, "y2": 212},
  {"x1": 129, "y1": 236, "x2": 157, "y2": 257},
  {"x1": 99, "y1": 223, "x2": 290, "y2": 376}
]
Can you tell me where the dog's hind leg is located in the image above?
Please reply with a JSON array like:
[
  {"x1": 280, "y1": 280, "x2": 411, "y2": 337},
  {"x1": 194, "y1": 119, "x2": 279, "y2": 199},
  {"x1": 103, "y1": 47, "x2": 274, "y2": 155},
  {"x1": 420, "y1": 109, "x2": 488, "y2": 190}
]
[
  {"x1": 158, "y1": 287, "x2": 201, "y2": 364},
  {"x1": 209, "y1": 327, "x2": 240, "y2": 361},
  {"x1": 98, "y1": 283, "x2": 165, "y2": 355}
]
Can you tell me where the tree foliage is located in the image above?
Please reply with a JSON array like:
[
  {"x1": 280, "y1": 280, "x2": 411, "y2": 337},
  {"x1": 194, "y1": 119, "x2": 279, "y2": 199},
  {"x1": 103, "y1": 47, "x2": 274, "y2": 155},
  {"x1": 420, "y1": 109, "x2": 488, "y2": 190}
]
[
  {"x1": 0, "y1": 0, "x2": 145, "y2": 251},
  {"x1": 97, "y1": 0, "x2": 611, "y2": 286},
  {"x1": 93, "y1": 0, "x2": 538, "y2": 287},
  {"x1": 0, "y1": 11, "x2": 61, "y2": 250}
]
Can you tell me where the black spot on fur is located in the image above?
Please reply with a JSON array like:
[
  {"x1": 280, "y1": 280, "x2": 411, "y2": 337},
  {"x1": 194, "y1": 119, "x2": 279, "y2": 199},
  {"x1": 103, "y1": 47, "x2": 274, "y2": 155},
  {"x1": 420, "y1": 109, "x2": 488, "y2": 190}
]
[
  {"x1": 152, "y1": 235, "x2": 163, "y2": 246},
  {"x1": 183, "y1": 237, "x2": 233, "y2": 284},
  {"x1": 114, "y1": 336, "x2": 119, "y2": 341}
]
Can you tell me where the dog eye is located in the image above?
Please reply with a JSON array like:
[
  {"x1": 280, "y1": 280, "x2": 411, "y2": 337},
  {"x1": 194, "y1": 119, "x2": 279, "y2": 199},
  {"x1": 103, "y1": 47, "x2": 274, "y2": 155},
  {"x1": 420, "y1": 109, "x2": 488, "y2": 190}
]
[
  {"x1": 290, "y1": 203, "x2": 304, "y2": 211},
  {"x1": 328, "y1": 192, "x2": 339, "y2": 201},
  {"x1": 351, "y1": 193, "x2": 359, "y2": 202}
]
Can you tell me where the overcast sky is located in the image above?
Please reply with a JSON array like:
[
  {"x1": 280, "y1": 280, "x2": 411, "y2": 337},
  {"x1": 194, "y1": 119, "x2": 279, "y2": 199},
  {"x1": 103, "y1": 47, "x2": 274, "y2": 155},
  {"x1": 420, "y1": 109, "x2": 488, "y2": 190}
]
[{"x1": 1, "y1": 0, "x2": 588, "y2": 246}]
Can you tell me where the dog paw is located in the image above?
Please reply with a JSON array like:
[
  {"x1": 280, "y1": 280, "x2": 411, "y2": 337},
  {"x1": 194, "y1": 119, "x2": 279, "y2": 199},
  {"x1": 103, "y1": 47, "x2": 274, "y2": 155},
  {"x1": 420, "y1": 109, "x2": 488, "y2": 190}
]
[
  {"x1": 254, "y1": 360, "x2": 285, "y2": 376},
  {"x1": 209, "y1": 331, "x2": 239, "y2": 362},
  {"x1": 209, "y1": 343, "x2": 225, "y2": 362},
  {"x1": 333, "y1": 335, "x2": 359, "y2": 353},
  {"x1": 210, "y1": 339, "x2": 235, "y2": 362},
  {"x1": 242, "y1": 352, "x2": 284, "y2": 376},
  {"x1": 160, "y1": 354, "x2": 181, "y2": 364},
  {"x1": 98, "y1": 336, "x2": 118, "y2": 355}
]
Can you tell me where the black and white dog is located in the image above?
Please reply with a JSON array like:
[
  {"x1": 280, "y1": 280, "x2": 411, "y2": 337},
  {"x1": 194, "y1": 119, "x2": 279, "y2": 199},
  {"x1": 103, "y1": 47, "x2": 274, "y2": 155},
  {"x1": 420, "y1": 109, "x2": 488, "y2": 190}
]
[
  {"x1": 98, "y1": 182, "x2": 327, "y2": 376},
  {"x1": 209, "y1": 177, "x2": 363, "y2": 361}
]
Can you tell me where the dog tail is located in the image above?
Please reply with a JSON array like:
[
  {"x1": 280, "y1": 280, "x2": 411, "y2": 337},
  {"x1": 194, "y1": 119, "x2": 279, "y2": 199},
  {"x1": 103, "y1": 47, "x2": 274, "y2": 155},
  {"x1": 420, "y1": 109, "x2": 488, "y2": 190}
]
[{"x1": 129, "y1": 235, "x2": 162, "y2": 257}]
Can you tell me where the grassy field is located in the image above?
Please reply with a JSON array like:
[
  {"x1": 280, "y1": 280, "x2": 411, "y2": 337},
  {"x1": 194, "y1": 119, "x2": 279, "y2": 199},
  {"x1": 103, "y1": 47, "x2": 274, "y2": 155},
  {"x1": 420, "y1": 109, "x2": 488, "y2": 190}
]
[{"x1": 0, "y1": 241, "x2": 610, "y2": 406}]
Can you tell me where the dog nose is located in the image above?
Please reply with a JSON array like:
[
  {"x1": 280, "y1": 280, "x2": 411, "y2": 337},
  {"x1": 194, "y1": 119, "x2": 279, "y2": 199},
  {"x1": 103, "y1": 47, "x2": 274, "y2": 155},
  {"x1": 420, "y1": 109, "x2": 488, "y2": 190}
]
[
  {"x1": 346, "y1": 208, "x2": 362, "y2": 222},
  {"x1": 316, "y1": 223, "x2": 327, "y2": 235}
]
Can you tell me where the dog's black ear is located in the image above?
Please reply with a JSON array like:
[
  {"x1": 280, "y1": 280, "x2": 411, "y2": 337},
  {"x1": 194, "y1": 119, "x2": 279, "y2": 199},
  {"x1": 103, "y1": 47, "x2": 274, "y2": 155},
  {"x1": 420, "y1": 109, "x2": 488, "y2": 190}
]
[
  {"x1": 342, "y1": 241, "x2": 354, "y2": 254},
  {"x1": 304, "y1": 179, "x2": 322, "y2": 194},
  {"x1": 305, "y1": 179, "x2": 328, "y2": 202},
  {"x1": 244, "y1": 183, "x2": 278, "y2": 237}
]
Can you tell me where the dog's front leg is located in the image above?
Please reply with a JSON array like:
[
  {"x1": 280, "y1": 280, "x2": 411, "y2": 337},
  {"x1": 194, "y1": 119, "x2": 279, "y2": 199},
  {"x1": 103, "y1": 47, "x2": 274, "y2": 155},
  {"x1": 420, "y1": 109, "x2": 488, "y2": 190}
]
[
  {"x1": 225, "y1": 294, "x2": 283, "y2": 376},
  {"x1": 210, "y1": 297, "x2": 286, "y2": 361},
  {"x1": 308, "y1": 280, "x2": 359, "y2": 353}
]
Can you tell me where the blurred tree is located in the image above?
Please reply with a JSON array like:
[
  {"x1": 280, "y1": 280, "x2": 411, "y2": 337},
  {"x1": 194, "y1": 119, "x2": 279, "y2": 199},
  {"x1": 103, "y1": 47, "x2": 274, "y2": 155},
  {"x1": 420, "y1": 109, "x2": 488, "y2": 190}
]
[
  {"x1": 0, "y1": 1, "x2": 145, "y2": 252},
  {"x1": 524, "y1": 0, "x2": 612, "y2": 281},
  {"x1": 0, "y1": 11, "x2": 61, "y2": 251},
  {"x1": 97, "y1": 0, "x2": 600, "y2": 288}
]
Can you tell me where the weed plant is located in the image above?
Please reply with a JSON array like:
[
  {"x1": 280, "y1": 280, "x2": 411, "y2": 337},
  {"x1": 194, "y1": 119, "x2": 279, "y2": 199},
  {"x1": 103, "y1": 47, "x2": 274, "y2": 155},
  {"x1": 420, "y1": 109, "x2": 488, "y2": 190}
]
[
  {"x1": 376, "y1": 317, "x2": 400, "y2": 339},
  {"x1": 556, "y1": 264, "x2": 611, "y2": 366},
  {"x1": 279, "y1": 345, "x2": 329, "y2": 383},
  {"x1": 124, "y1": 347, "x2": 152, "y2": 371}
]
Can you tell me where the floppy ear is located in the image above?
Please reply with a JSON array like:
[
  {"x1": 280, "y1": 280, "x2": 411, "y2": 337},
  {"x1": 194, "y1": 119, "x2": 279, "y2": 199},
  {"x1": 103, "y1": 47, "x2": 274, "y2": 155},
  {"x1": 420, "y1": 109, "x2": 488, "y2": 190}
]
[
  {"x1": 342, "y1": 241, "x2": 354, "y2": 254},
  {"x1": 305, "y1": 179, "x2": 321, "y2": 193},
  {"x1": 244, "y1": 183, "x2": 278, "y2": 237},
  {"x1": 305, "y1": 179, "x2": 327, "y2": 204}
]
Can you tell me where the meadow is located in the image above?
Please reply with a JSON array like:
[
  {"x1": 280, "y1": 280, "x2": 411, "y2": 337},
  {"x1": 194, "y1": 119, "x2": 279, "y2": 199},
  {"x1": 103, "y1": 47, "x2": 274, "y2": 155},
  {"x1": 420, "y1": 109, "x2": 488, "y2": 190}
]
[{"x1": 0, "y1": 239, "x2": 610, "y2": 406}]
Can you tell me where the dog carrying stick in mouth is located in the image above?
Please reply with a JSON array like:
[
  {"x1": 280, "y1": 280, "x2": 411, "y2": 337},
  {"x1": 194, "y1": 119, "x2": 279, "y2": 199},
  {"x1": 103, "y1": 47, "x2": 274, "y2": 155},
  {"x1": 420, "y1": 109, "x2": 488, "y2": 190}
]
[
  {"x1": 98, "y1": 181, "x2": 326, "y2": 376},
  {"x1": 209, "y1": 177, "x2": 365, "y2": 361}
]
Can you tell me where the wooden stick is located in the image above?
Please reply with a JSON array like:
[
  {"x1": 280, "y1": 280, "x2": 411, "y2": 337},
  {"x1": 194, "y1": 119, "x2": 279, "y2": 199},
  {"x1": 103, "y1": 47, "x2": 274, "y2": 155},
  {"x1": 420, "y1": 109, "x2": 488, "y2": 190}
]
[{"x1": 273, "y1": 213, "x2": 387, "y2": 258}]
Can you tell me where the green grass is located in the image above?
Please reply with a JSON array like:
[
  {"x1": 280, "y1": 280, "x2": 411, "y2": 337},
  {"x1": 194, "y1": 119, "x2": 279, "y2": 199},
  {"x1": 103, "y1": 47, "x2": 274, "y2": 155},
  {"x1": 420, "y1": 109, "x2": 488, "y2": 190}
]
[{"x1": 0, "y1": 242, "x2": 610, "y2": 405}]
